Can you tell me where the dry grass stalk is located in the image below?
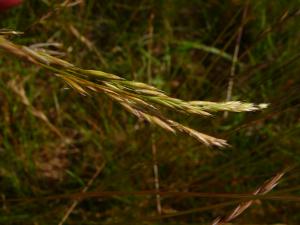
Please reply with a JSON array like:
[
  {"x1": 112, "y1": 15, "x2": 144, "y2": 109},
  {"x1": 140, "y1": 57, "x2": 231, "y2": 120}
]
[
  {"x1": 8, "y1": 77, "x2": 64, "y2": 138},
  {"x1": 0, "y1": 35, "x2": 267, "y2": 147},
  {"x1": 58, "y1": 162, "x2": 105, "y2": 225},
  {"x1": 152, "y1": 135, "x2": 162, "y2": 215},
  {"x1": 37, "y1": 0, "x2": 82, "y2": 24},
  {"x1": 146, "y1": 12, "x2": 162, "y2": 215},
  {"x1": 212, "y1": 171, "x2": 286, "y2": 225},
  {"x1": 69, "y1": 24, "x2": 108, "y2": 67},
  {"x1": 224, "y1": 2, "x2": 249, "y2": 118}
]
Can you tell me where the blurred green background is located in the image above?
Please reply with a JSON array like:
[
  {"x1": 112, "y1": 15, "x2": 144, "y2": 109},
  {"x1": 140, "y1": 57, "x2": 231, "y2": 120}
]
[{"x1": 0, "y1": 0, "x2": 299, "y2": 224}]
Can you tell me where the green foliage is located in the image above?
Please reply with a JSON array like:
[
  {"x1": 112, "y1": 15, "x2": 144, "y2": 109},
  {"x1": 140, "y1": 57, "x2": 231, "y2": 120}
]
[{"x1": 0, "y1": 1, "x2": 299, "y2": 224}]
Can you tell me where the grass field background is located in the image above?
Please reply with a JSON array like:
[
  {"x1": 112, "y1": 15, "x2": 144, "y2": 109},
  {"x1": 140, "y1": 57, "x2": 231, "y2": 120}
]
[{"x1": 0, "y1": 1, "x2": 300, "y2": 224}]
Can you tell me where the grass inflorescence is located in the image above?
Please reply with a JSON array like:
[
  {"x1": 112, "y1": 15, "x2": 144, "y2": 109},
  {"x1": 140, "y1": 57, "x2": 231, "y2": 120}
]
[{"x1": 0, "y1": 35, "x2": 267, "y2": 147}]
